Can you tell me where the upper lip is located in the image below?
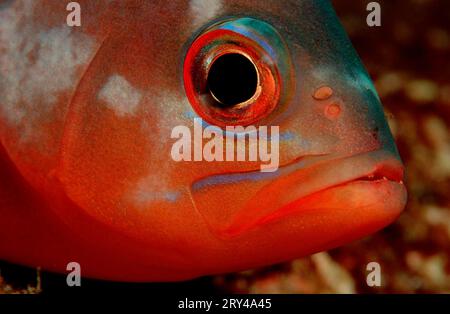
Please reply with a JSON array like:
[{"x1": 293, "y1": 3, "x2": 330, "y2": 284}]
[{"x1": 193, "y1": 149, "x2": 405, "y2": 237}]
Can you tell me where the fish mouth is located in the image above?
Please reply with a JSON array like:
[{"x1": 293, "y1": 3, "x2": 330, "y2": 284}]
[{"x1": 191, "y1": 150, "x2": 407, "y2": 238}]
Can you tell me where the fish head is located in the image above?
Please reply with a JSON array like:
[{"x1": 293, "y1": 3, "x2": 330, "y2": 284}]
[{"x1": 0, "y1": 0, "x2": 407, "y2": 277}]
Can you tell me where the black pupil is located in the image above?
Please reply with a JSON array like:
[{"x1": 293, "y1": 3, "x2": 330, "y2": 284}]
[{"x1": 207, "y1": 53, "x2": 258, "y2": 107}]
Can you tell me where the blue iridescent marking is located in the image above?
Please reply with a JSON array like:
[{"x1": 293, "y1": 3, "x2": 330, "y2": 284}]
[
  {"x1": 165, "y1": 191, "x2": 181, "y2": 202},
  {"x1": 191, "y1": 152, "x2": 326, "y2": 192},
  {"x1": 184, "y1": 110, "x2": 199, "y2": 119},
  {"x1": 220, "y1": 22, "x2": 278, "y2": 60},
  {"x1": 192, "y1": 169, "x2": 281, "y2": 192}
]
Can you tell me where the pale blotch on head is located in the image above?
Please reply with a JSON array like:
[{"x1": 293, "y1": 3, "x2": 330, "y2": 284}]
[
  {"x1": 0, "y1": 1, "x2": 95, "y2": 136},
  {"x1": 189, "y1": 0, "x2": 223, "y2": 28},
  {"x1": 130, "y1": 174, "x2": 180, "y2": 207},
  {"x1": 98, "y1": 74, "x2": 143, "y2": 117}
]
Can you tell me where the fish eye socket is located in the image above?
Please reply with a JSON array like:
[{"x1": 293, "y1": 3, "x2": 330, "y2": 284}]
[
  {"x1": 207, "y1": 53, "x2": 258, "y2": 107},
  {"x1": 184, "y1": 17, "x2": 294, "y2": 127}
]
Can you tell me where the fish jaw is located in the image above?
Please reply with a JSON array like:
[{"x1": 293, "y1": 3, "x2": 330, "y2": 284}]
[{"x1": 192, "y1": 149, "x2": 407, "y2": 242}]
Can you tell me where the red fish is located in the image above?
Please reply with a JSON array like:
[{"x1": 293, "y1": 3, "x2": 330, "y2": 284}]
[{"x1": 0, "y1": 0, "x2": 406, "y2": 281}]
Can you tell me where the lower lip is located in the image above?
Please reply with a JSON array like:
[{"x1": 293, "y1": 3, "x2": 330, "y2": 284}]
[{"x1": 254, "y1": 179, "x2": 407, "y2": 228}]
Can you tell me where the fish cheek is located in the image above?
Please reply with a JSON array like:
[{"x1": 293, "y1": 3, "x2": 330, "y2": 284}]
[{"x1": 51, "y1": 50, "x2": 169, "y2": 236}]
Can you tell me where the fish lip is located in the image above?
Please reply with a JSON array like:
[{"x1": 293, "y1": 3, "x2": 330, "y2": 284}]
[
  {"x1": 220, "y1": 150, "x2": 406, "y2": 237},
  {"x1": 324, "y1": 156, "x2": 404, "y2": 186}
]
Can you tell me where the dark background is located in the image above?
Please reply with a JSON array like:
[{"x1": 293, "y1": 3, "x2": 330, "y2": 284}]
[{"x1": 1, "y1": 0, "x2": 449, "y2": 294}]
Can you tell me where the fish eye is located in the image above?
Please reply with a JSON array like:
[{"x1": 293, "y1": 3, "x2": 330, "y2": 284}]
[
  {"x1": 183, "y1": 18, "x2": 294, "y2": 127},
  {"x1": 207, "y1": 53, "x2": 258, "y2": 107}
]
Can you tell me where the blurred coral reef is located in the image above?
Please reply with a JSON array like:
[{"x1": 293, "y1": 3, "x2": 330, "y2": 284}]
[
  {"x1": 0, "y1": 268, "x2": 41, "y2": 294},
  {"x1": 216, "y1": 0, "x2": 450, "y2": 293}
]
